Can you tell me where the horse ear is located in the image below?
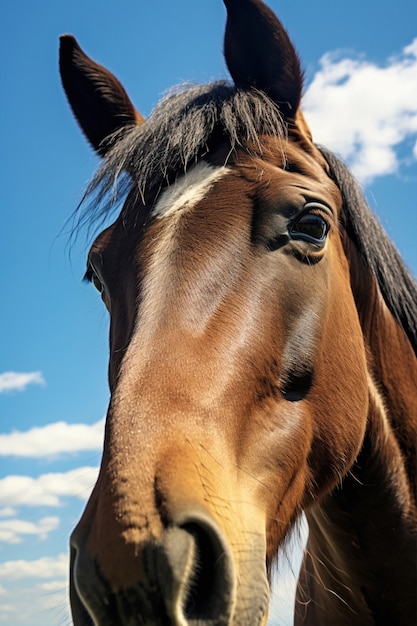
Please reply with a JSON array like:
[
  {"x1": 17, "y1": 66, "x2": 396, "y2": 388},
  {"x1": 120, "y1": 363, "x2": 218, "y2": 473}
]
[
  {"x1": 59, "y1": 35, "x2": 144, "y2": 156},
  {"x1": 223, "y1": 0, "x2": 303, "y2": 116}
]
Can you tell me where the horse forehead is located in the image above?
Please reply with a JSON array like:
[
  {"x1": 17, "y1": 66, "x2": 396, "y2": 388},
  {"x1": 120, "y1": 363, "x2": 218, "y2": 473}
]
[
  {"x1": 151, "y1": 162, "x2": 230, "y2": 220},
  {"x1": 140, "y1": 138, "x2": 339, "y2": 250}
]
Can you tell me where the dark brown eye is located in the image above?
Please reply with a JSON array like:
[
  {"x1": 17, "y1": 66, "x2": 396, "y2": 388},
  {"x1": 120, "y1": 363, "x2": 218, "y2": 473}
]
[{"x1": 290, "y1": 213, "x2": 329, "y2": 245}]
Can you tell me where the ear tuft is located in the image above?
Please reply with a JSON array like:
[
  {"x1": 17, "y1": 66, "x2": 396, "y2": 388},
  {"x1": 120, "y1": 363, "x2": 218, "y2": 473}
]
[
  {"x1": 223, "y1": 0, "x2": 303, "y2": 116},
  {"x1": 59, "y1": 35, "x2": 144, "y2": 156}
]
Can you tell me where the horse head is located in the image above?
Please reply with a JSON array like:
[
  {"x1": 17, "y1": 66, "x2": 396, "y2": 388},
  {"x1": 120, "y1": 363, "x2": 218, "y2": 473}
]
[{"x1": 60, "y1": 1, "x2": 417, "y2": 624}]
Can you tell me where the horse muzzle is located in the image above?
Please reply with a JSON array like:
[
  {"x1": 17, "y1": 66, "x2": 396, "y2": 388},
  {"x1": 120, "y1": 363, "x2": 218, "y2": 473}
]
[{"x1": 70, "y1": 511, "x2": 269, "y2": 626}]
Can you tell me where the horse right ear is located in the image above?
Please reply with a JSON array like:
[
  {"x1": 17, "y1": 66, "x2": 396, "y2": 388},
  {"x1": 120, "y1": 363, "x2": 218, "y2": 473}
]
[
  {"x1": 59, "y1": 35, "x2": 144, "y2": 157},
  {"x1": 223, "y1": 0, "x2": 303, "y2": 117}
]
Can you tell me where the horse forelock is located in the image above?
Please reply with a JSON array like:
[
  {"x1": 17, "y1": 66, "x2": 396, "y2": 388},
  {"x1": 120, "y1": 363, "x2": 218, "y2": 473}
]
[{"x1": 74, "y1": 82, "x2": 288, "y2": 235}]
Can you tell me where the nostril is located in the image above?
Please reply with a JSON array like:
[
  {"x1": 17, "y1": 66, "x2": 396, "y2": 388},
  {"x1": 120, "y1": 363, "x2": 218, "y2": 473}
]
[
  {"x1": 182, "y1": 522, "x2": 217, "y2": 617},
  {"x1": 180, "y1": 520, "x2": 234, "y2": 623}
]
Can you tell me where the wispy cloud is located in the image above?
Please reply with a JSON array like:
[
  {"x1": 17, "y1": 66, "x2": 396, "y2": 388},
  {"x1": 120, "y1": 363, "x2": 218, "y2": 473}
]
[
  {"x1": 0, "y1": 418, "x2": 105, "y2": 458},
  {"x1": 0, "y1": 553, "x2": 67, "y2": 581},
  {"x1": 0, "y1": 371, "x2": 45, "y2": 394},
  {"x1": 304, "y1": 39, "x2": 417, "y2": 183},
  {"x1": 0, "y1": 507, "x2": 16, "y2": 518},
  {"x1": 0, "y1": 467, "x2": 99, "y2": 508},
  {"x1": 0, "y1": 554, "x2": 70, "y2": 626},
  {"x1": 0, "y1": 516, "x2": 59, "y2": 544}
]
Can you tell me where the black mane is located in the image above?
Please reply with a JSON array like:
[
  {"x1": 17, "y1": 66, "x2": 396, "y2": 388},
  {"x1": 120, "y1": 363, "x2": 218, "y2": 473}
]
[
  {"x1": 320, "y1": 147, "x2": 417, "y2": 354},
  {"x1": 77, "y1": 81, "x2": 416, "y2": 354}
]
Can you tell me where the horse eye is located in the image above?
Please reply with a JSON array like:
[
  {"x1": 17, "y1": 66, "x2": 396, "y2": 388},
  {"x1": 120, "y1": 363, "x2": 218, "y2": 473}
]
[{"x1": 290, "y1": 213, "x2": 329, "y2": 245}]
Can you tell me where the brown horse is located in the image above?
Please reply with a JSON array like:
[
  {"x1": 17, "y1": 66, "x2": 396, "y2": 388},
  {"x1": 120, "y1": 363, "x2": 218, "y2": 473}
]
[{"x1": 59, "y1": 0, "x2": 417, "y2": 624}]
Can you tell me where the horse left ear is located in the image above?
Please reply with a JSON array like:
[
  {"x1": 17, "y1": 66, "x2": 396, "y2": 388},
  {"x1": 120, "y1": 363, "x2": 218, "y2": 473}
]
[
  {"x1": 223, "y1": 0, "x2": 303, "y2": 117},
  {"x1": 59, "y1": 35, "x2": 144, "y2": 157}
]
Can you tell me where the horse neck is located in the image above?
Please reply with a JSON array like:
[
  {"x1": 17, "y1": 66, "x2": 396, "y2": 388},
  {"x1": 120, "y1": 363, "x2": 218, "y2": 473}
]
[
  {"x1": 297, "y1": 249, "x2": 417, "y2": 626},
  {"x1": 349, "y1": 242, "x2": 417, "y2": 502}
]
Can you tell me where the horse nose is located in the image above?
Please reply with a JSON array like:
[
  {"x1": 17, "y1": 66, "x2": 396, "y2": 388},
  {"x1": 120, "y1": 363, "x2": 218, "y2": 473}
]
[
  {"x1": 166, "y1": 518, "x2": 235, "y2": 623},
  {"x1": 71, "y1": 515, "x2": 236, "y2": 625}
]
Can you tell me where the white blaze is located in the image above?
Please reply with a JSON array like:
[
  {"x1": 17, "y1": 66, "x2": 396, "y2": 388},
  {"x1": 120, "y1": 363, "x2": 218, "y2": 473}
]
[{"x1": 151, "y1": 162, "x2": 229, "y2": 219}]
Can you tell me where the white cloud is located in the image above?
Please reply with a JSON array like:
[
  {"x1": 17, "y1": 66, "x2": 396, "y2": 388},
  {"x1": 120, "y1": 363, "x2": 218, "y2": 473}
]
[
  {"x1": 0, "y1": 554, "x2": 67, "y2": 581},
  {"x1": 0, "y1": 555, "x2": 70, "y2": 626},
  {"x1": 37, "y1": 580, "x2": 66, "y2": 592},
  {"x1": 0, "y1": 466, "x2": 99, "y2": 508},
  {"x1": 0, "y1": 371, "x2": 45, "y2": 394},
  {"x1": 0, "y1": 508, "x2": 16, "y2": 518},
  {"x1": 268, "y1": 516, "x2": 308, "y2": 626},
  {"x1": 0, "y1": 586, "x2": 69, "y2": 625},
  {"x1": 0, "y1": 418, "x2": 105, "y2": 458},
  {"x1": 303, "y1": 38, "x2": 417, "y2": 183},
  {"x1": 0, "y1": 603, "x2": 14, "y2": 615},
  {"x1": 0, "y1": 516, "x2": 59, "y2": 544},
  {"x1": 268, "y1": 571, "x2": 299, "y2": 626}
]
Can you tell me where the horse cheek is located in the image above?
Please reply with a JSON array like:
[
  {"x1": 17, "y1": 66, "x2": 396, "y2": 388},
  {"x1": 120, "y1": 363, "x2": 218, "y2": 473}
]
[{"x1": 307, "y1": 242, "x2": 369, "y2": 499}]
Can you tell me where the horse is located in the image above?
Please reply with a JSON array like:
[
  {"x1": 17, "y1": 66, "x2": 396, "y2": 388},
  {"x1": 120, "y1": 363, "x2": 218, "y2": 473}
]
[{"x1": 59, "y1": 0, "x2": 417, "y2": 624}]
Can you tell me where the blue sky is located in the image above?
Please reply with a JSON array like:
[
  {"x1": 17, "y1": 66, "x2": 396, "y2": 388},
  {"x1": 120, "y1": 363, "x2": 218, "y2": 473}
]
[{"x1": 0, "y1": 1, "x2": 416, "y2": 624}]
